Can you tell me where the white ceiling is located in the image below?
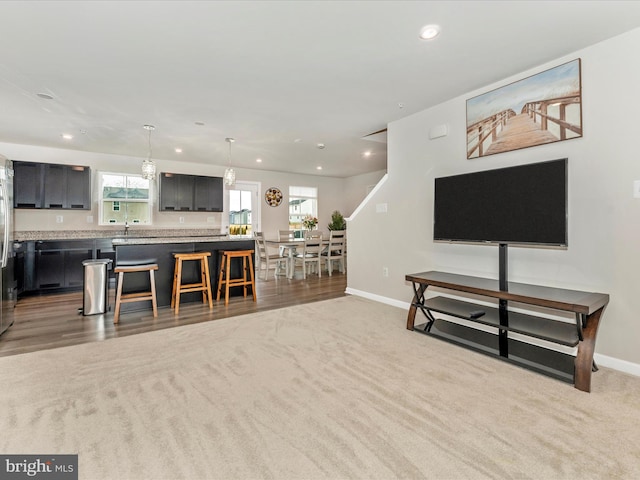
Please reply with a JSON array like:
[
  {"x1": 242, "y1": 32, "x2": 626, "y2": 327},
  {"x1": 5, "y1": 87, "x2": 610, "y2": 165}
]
[{"x1": 1, "y1": 1, "x2": 640, "y2": 178}]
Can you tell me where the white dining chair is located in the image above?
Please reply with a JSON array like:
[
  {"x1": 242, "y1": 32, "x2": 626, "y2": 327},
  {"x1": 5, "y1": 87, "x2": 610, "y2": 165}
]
[
  {"x1": 293, "y1": 237, "x2": 323, "y2": 279},
  {"x1": 254, "y1": 232, "x2": 287, "y2": 280},
  {"x1": 322, "y1": 230, "x2": 346, "y2": 276}
]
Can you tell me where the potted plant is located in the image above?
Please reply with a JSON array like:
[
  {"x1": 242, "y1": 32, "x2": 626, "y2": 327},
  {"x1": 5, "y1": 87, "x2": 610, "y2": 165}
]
[{"x1": 327, "y1": 210, "x2": 346, "y2": 231}]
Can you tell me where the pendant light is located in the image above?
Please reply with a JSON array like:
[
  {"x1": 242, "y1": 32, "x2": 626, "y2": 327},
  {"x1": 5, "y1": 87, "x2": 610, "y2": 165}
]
[
  {"x1": 141, "y1": 124, "x2": 156, "y2": 180},
  {"x1": 224, "y1": 137, "x2": 236, "y2": 186}
]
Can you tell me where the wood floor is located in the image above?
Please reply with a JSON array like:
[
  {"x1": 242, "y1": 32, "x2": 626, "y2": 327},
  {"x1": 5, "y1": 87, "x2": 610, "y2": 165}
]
[{"x1": 0, "y1": 269, "x2": 347, "y2": 358}]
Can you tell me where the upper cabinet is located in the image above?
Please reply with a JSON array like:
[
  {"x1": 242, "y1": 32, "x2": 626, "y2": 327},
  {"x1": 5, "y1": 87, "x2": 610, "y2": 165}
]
[
  {"x1": 159, "y1": 172, "x2": 223, "y2": 212},
  {"x1": 14, "y1": 161, "x2": 91, "y2": 210},
  {"x1": 194, "y1": 176, "x2": 223, "y2": 212}
]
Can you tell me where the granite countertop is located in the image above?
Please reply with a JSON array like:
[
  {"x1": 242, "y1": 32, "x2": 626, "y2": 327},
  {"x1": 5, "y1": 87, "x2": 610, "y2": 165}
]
[
  {"x1": 14, "y1": 229, "x2": 227, "y2": 242},
  {"x1": 14, "y1": 227, "x2": 228, "y2": 242},
  {"x1": 112, "y1": 235, "x2": 253, "y2": 245}
]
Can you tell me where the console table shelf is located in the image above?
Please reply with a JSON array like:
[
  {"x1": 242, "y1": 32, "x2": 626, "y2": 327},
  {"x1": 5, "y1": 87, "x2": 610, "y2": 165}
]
[
  {"x1": 423, "y1": 296, "x2": 580, "y2": 347},
  {"x1": 405, "y1": 271, "x2": 609, "y2": 392}
]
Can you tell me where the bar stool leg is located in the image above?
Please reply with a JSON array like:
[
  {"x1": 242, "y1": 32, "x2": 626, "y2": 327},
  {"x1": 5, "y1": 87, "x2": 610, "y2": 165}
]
[
  {"x1": 242, "y1": 255, "x2": 248, "y2": 298},
  {"x1": 248, "y1": 254, "x2": 256, "y2": 302},
  {"x1": 203, "y1": 257, "x2": 213, "y2": 308},
  {"x1": 216, "y1": 252, "x2": 226, "y2": 302},
  {"x1": 114, "y1": 271, "x2": 124, "y2": 324},
  {"x1": 149, "y1": 268, "x2": 158, "y2": 317},
  {"x1": 224, "y1": 253, "x2": 232, "y2": 306},
  {"x1": 174, "y1": 257, "x2": 184, "y2": 315},
  {"x1": 171, "y1": 257, "x2": 180, "y2": 309}
]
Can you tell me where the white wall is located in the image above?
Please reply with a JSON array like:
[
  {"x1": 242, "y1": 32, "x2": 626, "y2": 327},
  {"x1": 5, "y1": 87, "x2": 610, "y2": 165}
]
[
  {"x1": 0, "y1": 141, "x2": 374, "y2": 237},
  {"x1": 347, "y1": 27, "x2": 640, "y2": 368}
]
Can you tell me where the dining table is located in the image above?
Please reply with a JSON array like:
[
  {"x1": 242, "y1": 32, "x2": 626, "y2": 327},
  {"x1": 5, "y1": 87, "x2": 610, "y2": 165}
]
[{"x1": 265, "y1": 238, "x2": 329, "y2": 279}]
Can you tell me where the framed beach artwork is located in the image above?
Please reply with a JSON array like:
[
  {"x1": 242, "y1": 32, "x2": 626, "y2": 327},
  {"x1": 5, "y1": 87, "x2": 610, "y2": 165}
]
[{"x1": 466, "y1": 58, "x2": 582, "y2": 159}]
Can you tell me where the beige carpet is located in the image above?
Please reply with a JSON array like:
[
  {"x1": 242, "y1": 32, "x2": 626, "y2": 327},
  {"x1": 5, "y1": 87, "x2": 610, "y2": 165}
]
[{"x1": 1, "y1": 295, "x2": 639, "y2": 480}]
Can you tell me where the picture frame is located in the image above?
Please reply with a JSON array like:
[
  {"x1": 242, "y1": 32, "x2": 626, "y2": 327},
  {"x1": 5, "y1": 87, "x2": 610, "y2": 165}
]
[{"x1": 466, "y1": 58, "x2": 582, "y2": 159}]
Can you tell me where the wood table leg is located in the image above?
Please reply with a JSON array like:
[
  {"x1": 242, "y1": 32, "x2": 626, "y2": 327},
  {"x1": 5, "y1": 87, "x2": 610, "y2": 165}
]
[
  {"x1": 406, "y1": 282, "x2": 427, "y2": 330},
  {"x1": 574, "y1": 306, "x2": 605, "y2": 392}
]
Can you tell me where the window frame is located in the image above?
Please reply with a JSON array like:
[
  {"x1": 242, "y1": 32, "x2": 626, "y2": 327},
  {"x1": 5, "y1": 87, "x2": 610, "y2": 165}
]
[
  {"x1": 98, "y1": 171, "x2": 154, "y2": 226},
  {"x1": 288, "y1": 186, "x2": 318, "y2": 237}
]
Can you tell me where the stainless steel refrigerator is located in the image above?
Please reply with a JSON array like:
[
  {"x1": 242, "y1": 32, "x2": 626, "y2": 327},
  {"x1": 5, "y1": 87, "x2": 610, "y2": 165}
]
[{"x1": 0, "y1": 155, "x2": 16, "y2": 336}]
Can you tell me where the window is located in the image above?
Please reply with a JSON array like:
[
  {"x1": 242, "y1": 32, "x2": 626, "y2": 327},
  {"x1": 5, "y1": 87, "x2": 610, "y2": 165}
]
[
  {"x1": 229, "y1": 188, "x2": 253, "y2": 236},
  {"x1": 289, "y1": 186, "x2": 317, "y2": 238},
  {"x1": 99, "y1": 172, "x2": 152, "y2": 225}
]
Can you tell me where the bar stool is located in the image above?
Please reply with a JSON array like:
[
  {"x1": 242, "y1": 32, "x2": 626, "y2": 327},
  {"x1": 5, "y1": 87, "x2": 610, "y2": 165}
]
[
  {"x1": 113, "y1": 263, "x2": 158, "y2": 324},
  {"x1": 216, "y1": 250, "x2": 256, "y2": 306},
  {"x1": 171, "y1": 251, "x2": 213, "y2": 315}
]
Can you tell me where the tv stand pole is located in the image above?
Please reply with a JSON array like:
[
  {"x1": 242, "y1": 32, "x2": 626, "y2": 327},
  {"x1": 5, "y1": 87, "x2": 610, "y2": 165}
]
[{"x1": 498, "y1": 243, "x2": 508, "y2": 356}]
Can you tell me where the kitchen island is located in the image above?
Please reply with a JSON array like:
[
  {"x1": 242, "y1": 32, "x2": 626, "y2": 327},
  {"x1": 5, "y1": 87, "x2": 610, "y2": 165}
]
[{"x1": 113, "y1": 236, "x2": 256, "y2": 312}]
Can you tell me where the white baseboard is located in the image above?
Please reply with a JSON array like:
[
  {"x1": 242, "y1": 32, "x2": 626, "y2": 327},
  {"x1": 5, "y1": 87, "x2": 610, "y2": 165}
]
[
  {"x1": 594, "y1": 353, "x2": 640, "y2": 377},
  {"x1": 345, "y1": 287, "x2": 410, "y2": 310},
  {"x1": 346, "y1": 288, "x2": 640, "y2": 379}
]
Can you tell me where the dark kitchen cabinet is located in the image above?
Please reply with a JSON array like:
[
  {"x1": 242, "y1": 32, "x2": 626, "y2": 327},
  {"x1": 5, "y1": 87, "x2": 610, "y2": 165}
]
[
  {"x1": 64, "y1": 165, "x2": 91, "y2": 209},
  {"x1": 160, "y1": 172, "x2": 223, "y2": 212},
  {"x1": 194, "y1": 176, "x2": 223, "y2": 212},
  {"x1": 43, "y1": 164, "x2": 66, "y2": 208},
  {"x1": 32, "y1": 240, "x2": 93, "y2": 291},
  {"x1": 35, "y1": 250, "x2": 65, "y2": 289},
  {"x1": 13, "y1": 160, "x2": 91, "y2": 210},
  {"x1": 18, "y1": 239, "x2": 116, "y2": 295},
  {"x1": 159, "y1": 173, "x2": 194, "y2": 211},
  {"x1": 13, "y1": 161, "x2": 43, "y2": 208}
]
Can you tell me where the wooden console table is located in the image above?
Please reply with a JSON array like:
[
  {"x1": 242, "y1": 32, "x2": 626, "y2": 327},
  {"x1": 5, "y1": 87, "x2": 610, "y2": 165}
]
[{"x1": 405, "y1": 271, "x2": 609, "y2": 392}]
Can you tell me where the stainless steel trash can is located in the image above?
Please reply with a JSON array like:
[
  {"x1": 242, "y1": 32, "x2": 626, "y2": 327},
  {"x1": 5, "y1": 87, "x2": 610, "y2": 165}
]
[{"x1": 82, "y1": 259, "x2": 113, "y2": 315}]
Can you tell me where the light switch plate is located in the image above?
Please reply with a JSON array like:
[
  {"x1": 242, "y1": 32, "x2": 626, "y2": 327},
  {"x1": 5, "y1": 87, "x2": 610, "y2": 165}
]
[{"x1": 634, "y1": 180, "x2": 640, "y2": 198}]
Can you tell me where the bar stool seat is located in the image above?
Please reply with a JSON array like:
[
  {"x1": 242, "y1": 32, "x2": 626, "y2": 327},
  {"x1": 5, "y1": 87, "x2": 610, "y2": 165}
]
[
  {"x1": 171, "y1": 251, "x2": 213, "y2": 315},
  {"x1": 216, "y1": 250, "x2": 256, "y2": 306},
  {"x1": 113, "y1": 263, "x2": 158, "y2": 324}
]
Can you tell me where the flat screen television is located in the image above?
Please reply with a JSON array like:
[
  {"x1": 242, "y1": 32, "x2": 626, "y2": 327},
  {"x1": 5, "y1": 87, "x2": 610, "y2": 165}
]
[{"x1": 433, "y1": 158, "x2": 567, "y2": 246}]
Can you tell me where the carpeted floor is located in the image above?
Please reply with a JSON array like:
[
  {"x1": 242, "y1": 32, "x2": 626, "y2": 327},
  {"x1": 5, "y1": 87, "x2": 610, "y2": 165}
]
[{"x1": 1, "y1": 295, "x2": 639, "y2": 480}]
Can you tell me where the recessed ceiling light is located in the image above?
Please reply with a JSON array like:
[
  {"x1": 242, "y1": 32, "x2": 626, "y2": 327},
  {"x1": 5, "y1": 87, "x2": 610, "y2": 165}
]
[
  {"x1": 36, "y1": 93, "x2": 54, "y2": 100},
  {"x1": 419, "y1": 24, "x2": 440, "y2": 40},
  {"x1": 316, "y1": 166, "x2": 322, "y2": 170},
  {"x1": 175, "y1": 148, "x2": 183, "y2": 153},
  {"x1": 293, "y1": 138, "x2": 302, "y2": 143},
  {"x1": 256, "y1": 158, "x2": 262, "y2": 163},
  {"x1": 363, "y1": 151, "x2": 372, "y2": 157},
  {"x1": 61, "y1": 133, "x2": 73, "y2": 140}
]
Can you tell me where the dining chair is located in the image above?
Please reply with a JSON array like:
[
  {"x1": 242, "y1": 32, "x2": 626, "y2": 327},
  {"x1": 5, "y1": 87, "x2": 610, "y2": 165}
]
[
  {"x1": 293, "y1": 237, "x2": 323, "y2": 279},
  {"x1": 277, "y1": 229, "x2": 297, "y2": 258},
  {"x1": 322, "y1": 230, "x2": 346, "y2": 276},
  {"x1": 304, "y1": 230, "x2": 324, "y2": 240},
  {"x1": 254, "y1": 232, "x2": 287, "y2": 280},
  {"x1": 278, "y1": 230, "x2": 296, "y2": 241}
]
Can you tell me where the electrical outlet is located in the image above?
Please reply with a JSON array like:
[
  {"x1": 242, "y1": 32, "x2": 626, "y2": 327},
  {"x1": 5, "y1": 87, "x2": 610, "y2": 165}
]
[
  {"x1": 56, "y1": 215, "x2": 63, "y2": 224},
  {"x1": 86, "y1": 215, "x2": 94, "y2": 223},
  {"x1": 179, "y1": 216, "x2": 185, "y2": 224},
  {"x1": 382, "y1": 266, "x2": 389, "y2": 277},
  {"x1": 207, "y1": 216, "x2": 215, "y2": 223}
]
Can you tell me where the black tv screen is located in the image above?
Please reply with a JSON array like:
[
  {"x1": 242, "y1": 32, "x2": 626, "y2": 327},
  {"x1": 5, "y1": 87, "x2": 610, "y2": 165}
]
[{"x1": 433, "y1": 158, "x2": 567, "y2": 246}]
